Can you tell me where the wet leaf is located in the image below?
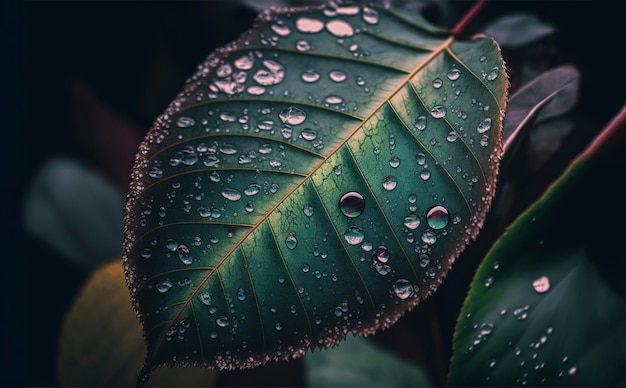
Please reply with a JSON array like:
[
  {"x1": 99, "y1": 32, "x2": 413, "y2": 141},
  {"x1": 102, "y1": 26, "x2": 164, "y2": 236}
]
[
  {"x1": 58, "y1": 260, "x2": 217, "y2": 387},
  {"x1": 123, "y1": 2, "x2": 507, "y2": 383},
  {"x1": 448, "y1": 108, "x2": 626, "y2": 386}
]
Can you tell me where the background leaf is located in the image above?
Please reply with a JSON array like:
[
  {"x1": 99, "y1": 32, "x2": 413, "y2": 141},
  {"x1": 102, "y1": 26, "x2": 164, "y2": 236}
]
[
  {"x1": 123, "y1": 2, "x2": 507, "y2": 383},
  {"x1": 22, "y1": 157, "x2": 124, "y2": 270},
  {"x1": 448, "y1": 106, "x2": 626, "y2": 386},
  {"x1": 303, "y1": 334, "x2": 431, "y2": 387},
  {"x1": 482, "y1": 13, "x2": 555, "y2": 49}
]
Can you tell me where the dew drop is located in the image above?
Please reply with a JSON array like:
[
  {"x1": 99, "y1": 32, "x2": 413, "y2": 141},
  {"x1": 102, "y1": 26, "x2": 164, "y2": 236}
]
[
  {"x1": 259, "y1": 143, "x2": 273, "y2": 154},
  {"x1": 419, "y1": 254, "x2": 430, "y2": 268},
  {"x1": 408, "y1": 194, "x2": 417, "y2": 204},
  {"x1": 362, "y1": 7, "x2": 379, "y2": 24},
  {"x1": 426, "y1": 206, "x2": 449, "y2": 229},
  {"x1": 487, "y1": 66, "x2": 500, "y2": 81},
  {"x1": 432, "y1": 78, "x2": 443, "y2": 89},
  {"x1": 245, "y1": 202, "x2": 254, "y2": 213},
  {"x1": 361, "y1": 241, "x2": 373, "y2": 251},
  {"x1": 344, "y1": 225, "x2": 364, "y2": 245},
  {"x1": 303, "y1": 203, "x2": 314, "y2": 217},
  {"x1": 375, "y1": 261, "x2": 391, "y2": 275},
  {"x1": 325, "y1": 95, "x2": 343, "y2": 105},
  {"x1": 237, "y1": 288, "x2": 247, "y2": 301},
  {"x1": 279, "y1": 106, "x2": 307, "y2": 125},
  {"x1": 302, "y1": 263, "x2": 310, "y2": 273},
  {"x1": 339, "y1": 191, "x2": 365, "y2": 218},
  {"x1": 234, "y1": 54, "x2": 254, "y2": 70},
  {"x1": 177, "y1": 116, "x2": 195, "y2": 128},
  {"x1": 447, "y1": 68, "x2": 461, "y2": 81},
  {"x1": 382, "y1": 176, "x2": 397, "y2": 191},
  {"x1": 197, "y1": 292, "x2": 211, "y2": 305},
  {"x1": 416, "y1": 153, "x2": 426, "y2": 166},
  {"x1": 247, "y1": 85, "x2": 266, "y2": 95},
  {"x1": 296, "y1": 17, "x2": 325, "y2": 33},
  {"x1": 477, "y1": 118, "x2": 492, "y2": 133},
  {"x1": 140, "y1": 248, "x2": 152, "y2": 259},
  {"x1": 275, "y1": 322, "x2": 283, "y2": 331},
  {"x1": 420, "y1": 170, "x2": 431, "y2": 181},
  {"x1": 244, "y1": 183, "x2": 261, "y2": 196},
  {"x1": 414, "y1": 116, "x2": 427, "y2": 130},
  {"x1": 156, "y1": 279, "x2": 173, "y2": 293},
  {"x1": 430, "y1": 105, "x2": 447, "y2": 118},
  {"x1": 301, "y1": 128, "x2": 318, "y2": 141},
  {"x1": 393, "y1": 279, "x2": 414, "y2": 299},
  {"x1": 326, "y1": 20, "x2": 354, "y2": 37},
  {"x1": 532, "y1": 276, "x2": 550, "y2": 293},
  {"x1": 177, "y1": 244, "x2": 193, "y2": 265},
  {"x1": 271, "y1": 23, "x2": 291, "y2": 37},
  {"x1": 447, "y1": 131, "x2": 458, "y2": 142},
  {"x1": 285, "y1": 232, "x2": 298, "y2": 250},
  {"x1": 374, "y1": 245, "x2": 389, "y2": 263},
  {"x1": 329, "y1": 70, "x2": 347, "y2": 83},
  {"x1": 219, "y1": 143, "x2": 238, "y2": 155},
  {"x1": 403, "y1": 214, "x2": 420, "y2": 230},
  {"x1": 421, "y1": 230, "x2": 437, "y2": 245},
  {"x1": 221, "y1": 188, "x2": 242, "y2": 201},
  {"x1": 281, "y1": 124, "x2": 293, "y2": 139},
  {"x1": 480, "y1": 135, "x2": 489, "y2": 147},
  {"x1": 301, "y1": 69, "x2": 320, "y2": 83},
  {"x1": 165, "y1": 239, "x2": 178, "y2": 251},
  {"x1": 296, "y1": 40, "x2": 312, "y2": 52},
  {"x1": 389, "y1": 156, "x2": 400, "y2": 168},
  {"x1": 216, "y1": 316, "x2": 229, "y2": 328}
]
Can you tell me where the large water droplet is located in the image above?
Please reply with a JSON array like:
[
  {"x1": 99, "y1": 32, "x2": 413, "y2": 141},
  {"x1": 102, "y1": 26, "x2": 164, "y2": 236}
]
[
  {"x1": 271, "y1": 23, "x2": 291, "y2": 37},
  {"x1": 279, "y1": 106, "x2": 307, "y2": 125},
  {"x1": 393, "y1": 279, "x2": 414, "y2": 299},
  {"x1": 219, "y1": 143, "x2": 238, "y2": 155},
  {"x1": 374, "y1": 245, "x2": 389, "y2": 263},
  {"x1": 432, "y1": 78, "x2": 443, "y2": 89},
  {"x1": 426, "y1": 205, "x2": 449, "y2": 229},
  {"x1": 326, "y1": 20, "x2": 355, "y2": 37},
  {"x1": 403, "y1": 214, "x2": 420, "y2": 230},
  {"x1": 234, "y1": 54, "x2": 254, "y2": 70},
  {"x1": 325, "y1": 95, "x2": 343, "y2": 105},
  {"x1": 382, "y1": 176, "x2": 397, "y2": 191},
  {"x1": 487, "y1": 66, "x2": 500, "y2": 81},
  {"x1": 447, "y1": 131, "x2": 458, "y2": 142},
  {"x1": 177, "y1": 116, "x2": 195, "y2": 128},
  {"x1": 244, "y1": 183, "x2": 261, "y2": 196},
  {"x1": 294, "y1": 38, "x2": 311, "y2": 52},
  {"x1": 389, "y1": 156, "x2": 400, "y2": 168},
  {"x1": 339, "y1": 191, "x2": 365, "y2": 218},
  {"x1": 197, "y1": 292, "x2": 211, "y2": 305},
  {"x1": 329, "y1": 70, "x2": 347, "y2": 83},
  {"x1": 221, "y1": 188, "x2": 242, "y2": 201},
  {"x1": 477, "y1": 118, "x2": 492, "y2": 133},
  {"x1": 177, "y1": 244, "x2": 193, "y2": 265},
  {"x1": 216, "y1": 316, "x2": 229, "y2": 327},
  {"x1": 166, "y1": 239, "x2": 178, "y2": 251},
  {"x1": 285, "y1": 232, "x2": 298, "y2": 250},
  {"x1": 532, "y1": 276, "x2": 550, "y2": 293},
  {"x1": 156, "y1": 279, "x2": 173, "y2": 293},
  {"x1": 296, "y1": 17, "x2": 325, "y2": 33},
  {"x1": 421, "y1": 230, "x2": 437, "y2": 245},
  {"x1": 362, "y1": 7, "x2": 379, "y2": 24},
  {"x1": 253, "y1": 60, "x2": 285, "y2": 86},
  {"x1": 303, "y1": 203, "x2": 314, "y2": 217},
  {"x1": 447, "y1": 68, "x2": 461, "y2": 81},
  {"x1": 344, "y1": 225, "x2": 364, "y2": 245},
  {"x1": 301, "y1": 69, "x2": 320, "y2": 83},
  {"x1": 301, "y1": 128, "x2": 318, "y2": 141},
  {"x1": 430, "y1": 105, "x2": 447, "y2": 118},
  {"x1": 375, "y1": 261, "x2": 391, "y2": 275}
]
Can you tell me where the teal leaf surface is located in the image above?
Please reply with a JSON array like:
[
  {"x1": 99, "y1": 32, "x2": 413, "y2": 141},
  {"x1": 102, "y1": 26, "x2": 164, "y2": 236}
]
[{"x1": 122, "y1": 2, "x2": 507, "y2": 383}]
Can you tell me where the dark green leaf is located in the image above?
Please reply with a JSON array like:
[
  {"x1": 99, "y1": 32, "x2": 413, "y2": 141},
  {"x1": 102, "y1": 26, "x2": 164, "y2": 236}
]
[
  {"x1": 448, "y1": 111, "x2": 626, "y2": 386},
  {"x1": 123, "y1": 2, "x2": 507, "y2": 383},
  {"x1": 304, "y1": 334, "x2": 431, "y2": 387},
  {"x1": 483, "y1": 13, "x2": 555, "y2": 49}
]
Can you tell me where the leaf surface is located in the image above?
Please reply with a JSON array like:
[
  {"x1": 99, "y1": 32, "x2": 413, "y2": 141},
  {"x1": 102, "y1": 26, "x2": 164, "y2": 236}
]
[
  {"x1": 448, "y1": 107, "x2": 626, "y2": 386},
  {"x1": 123, "y1": 2, "x2": 507, "y2": 383}
]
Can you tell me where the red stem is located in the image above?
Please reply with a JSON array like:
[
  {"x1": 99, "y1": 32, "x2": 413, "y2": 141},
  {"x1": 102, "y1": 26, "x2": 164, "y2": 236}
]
[
  {"x1": 577, "y1": 104, "x2": 626, "y2": 162},
  {"x1": 451, "y1": 0, "x2": 487, "y2": 38}
]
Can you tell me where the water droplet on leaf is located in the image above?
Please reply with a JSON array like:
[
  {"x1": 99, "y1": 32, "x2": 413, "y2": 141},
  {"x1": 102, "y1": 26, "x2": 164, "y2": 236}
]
[
  {"x1": 339, "y1": 191, "x2": 365, "y2": 218},
  {"x1": 393, "y1": 279, "x2": 414, "y2": 299},
  {"x1": 344, "y1": 225, "x2": 364, "y2": 245},
  {"x1": 285, "y1": 232, "x2": 298, "y2": 250},
  {"x1": 426, "y1": 206, "x2": 449, "y2": 229}
]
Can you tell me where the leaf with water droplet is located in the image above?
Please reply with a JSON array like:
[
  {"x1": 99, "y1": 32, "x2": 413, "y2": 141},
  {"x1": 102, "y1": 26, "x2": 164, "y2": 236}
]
[
  {"x1": 123, "y1": 2, "x2": 507, "y2": 384},
  {"x1": 449, "y1": 112, "x2": 626, "y2": 386}
]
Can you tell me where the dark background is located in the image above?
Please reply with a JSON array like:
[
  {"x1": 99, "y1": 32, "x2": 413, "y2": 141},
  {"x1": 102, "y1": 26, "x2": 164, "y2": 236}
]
[{"x1": 4, "y1": 1, "x2": 623, "y2": 386}]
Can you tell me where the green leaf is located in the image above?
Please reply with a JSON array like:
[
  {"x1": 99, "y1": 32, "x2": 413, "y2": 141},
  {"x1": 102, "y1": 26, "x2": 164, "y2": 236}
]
[
  {"x1": 123, "y1": 2, "x2": 507, "y2": 383},
  {"x1": 448, "y1": 110, "x2": 626, "y2": 386},
  {"x1": 304, "y1": 334, "x2": 431, "y2": 387},
  {"x1": 59, "y1": 260, "x2": 217, "y2": 387}
]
